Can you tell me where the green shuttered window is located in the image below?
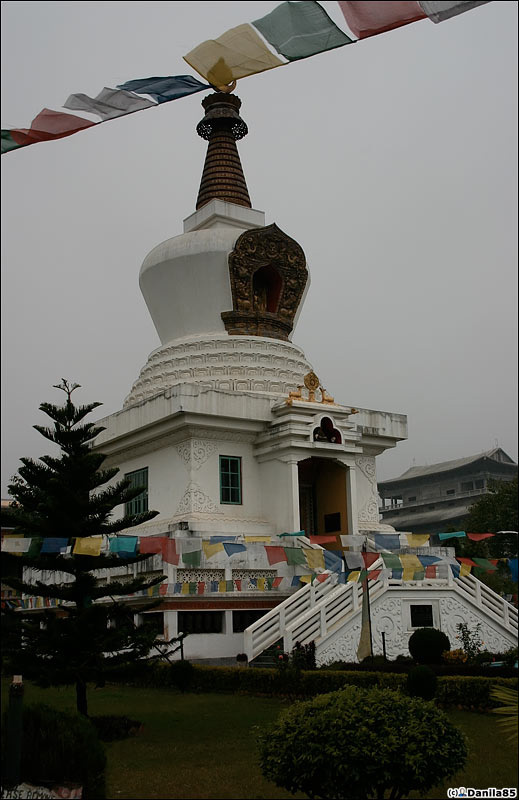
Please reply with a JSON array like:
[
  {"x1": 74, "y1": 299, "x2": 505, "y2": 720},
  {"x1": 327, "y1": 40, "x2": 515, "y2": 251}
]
[
  {"x1": 125, "y1": 467, "x2": 149, "y2": 516},
  {"x1": 219, "y1": 456, "x2": 242, "y2": 505}
]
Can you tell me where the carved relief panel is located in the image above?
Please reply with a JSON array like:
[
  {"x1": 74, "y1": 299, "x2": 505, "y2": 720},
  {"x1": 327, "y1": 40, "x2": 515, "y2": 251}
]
[{"x1": 221, "y1": 223, "x2": 308, "y2": 340}]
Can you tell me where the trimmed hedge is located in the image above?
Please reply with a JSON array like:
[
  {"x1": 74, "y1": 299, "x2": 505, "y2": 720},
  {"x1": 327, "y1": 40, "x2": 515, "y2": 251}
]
[{"x1": 109, "y1": 662, "x2": 517, "y2": 709}]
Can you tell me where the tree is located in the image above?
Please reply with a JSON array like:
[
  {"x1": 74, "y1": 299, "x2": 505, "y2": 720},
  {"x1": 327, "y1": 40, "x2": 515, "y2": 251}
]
[
  {"x1": 1, "y1": 380, "x2": 168, "y2": 716},
  {"x1": 465, "y1": 478, "x2": 518, "y2": 556}
]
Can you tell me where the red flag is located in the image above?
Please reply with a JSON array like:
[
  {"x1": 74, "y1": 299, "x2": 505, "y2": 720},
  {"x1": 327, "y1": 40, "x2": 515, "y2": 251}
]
[
  {"x1": 466, "y1": 532, "x2": 494, "y2": 541},
  {"x1": 11, "y1": 108, "x2": 95, "y2": 146},
  {"x1": 162, "y1": 539, "x2": 179, "y2": 565},
  {"x1": 367, "y1": 569, "x2": 381, "y2": 581},
  {"x1": 425, "y1": 565, "x2": 437, "y2": 578},
  {"x1": 272, "y1": 576, "x2": 283, "y2": 588},
  {"x1": 265, "y1": 546, "x2": 288, "y2": 565},
  {"x1": 457, "y1": 557, "x2": 478, "y2": 567},
  {"x1": 159, "y1": 583, "x2": 168, "y2": 596},
  {"x1": 234, "y1": 579, "x2": 242, "y2": 591},
  {"x1": 338, "y1": 1, "x2": 426, "y2": 39},
  {"x1": 309, "y1": 535, "x2": 338, "y2": 545},
  {"x1": 362, "y1": 552, "x2": 379, "y2": 569},
  {"x1": 197, "y1": 581, "x2": 205, "y2": 595},
  {"x1": 139, "y1": 536, "x2": 167, "y2": 554}
]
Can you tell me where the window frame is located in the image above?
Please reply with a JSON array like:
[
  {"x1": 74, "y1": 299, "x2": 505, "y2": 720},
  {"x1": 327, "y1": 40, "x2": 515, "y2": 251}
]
[
  {"x1": 124, "y1": 467, "x2": 149, "y2": 517},
  {"x1": 219, "y1": 455, "x2": 242, "y2": 505}
]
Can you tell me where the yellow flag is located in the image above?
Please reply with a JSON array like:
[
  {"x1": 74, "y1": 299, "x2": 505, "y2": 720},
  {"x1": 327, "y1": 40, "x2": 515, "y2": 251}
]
[
  {"x1": 73, "y1": 537, "x2": 102, "y2": 556},
  {"x1": 405, "y1": 533, "x2": 430, "y2": 547},
  {"x1": 184, "y1": 23, "x2": 284, "y2": 87},
  {"x1": 347, "y1": 571, "x2": 360, "y2": 582},
  {"x1": 305, "y1": 549, "x2": 325, "y2": 570},
  {"x1": 299, "y1": 575, "x2": 312, "y2": 584},
  {"x1": 218, "y1": 580, "x2": 227, "y2": 593},
  {"x1": 181, "y1": 583, "x2": 190, "y2": 595},
  {"x1": 244, "y1": 536, "x2": 271, "y2": 543},
  {"x1": 202, "y1": 540, "x2": 224, "y2": 559},
  {"x1": 400, "y1": 554, "x2": 422, "y2": 571},
  {"x1": 459, "y1": 563, "x2": 472, "y2": 577},
  {"x1": 402, "y1": 566, "x2": 415, "y2": 581},
  {"x1": 257, "y1": 578, "x2": 266, "y2": 591}
]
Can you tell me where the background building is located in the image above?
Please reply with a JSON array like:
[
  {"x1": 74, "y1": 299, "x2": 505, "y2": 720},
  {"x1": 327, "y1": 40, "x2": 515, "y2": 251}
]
[{"x1": 378, "y1": 448, "x2": 518, "y2": 534}]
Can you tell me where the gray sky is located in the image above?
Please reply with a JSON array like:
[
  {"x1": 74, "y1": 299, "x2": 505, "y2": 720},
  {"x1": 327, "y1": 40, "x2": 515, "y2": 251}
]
[{"x1": 1, "y1": 1, "x2": 517, "y2": 496}]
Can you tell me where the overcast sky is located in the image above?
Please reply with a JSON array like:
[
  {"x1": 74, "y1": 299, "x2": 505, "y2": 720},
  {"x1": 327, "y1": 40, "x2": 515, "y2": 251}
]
[{"x1": 1, "y1": 0, "x2": 517, "y2": 496}]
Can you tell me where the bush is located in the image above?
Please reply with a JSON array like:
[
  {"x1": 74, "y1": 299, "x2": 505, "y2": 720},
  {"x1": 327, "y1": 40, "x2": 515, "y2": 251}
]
[
  {"x1": 257, "y1": 685, "x2": 467, "y2": 800},
  {"x1": 409, "y1": 627, "x2": 451, "y2": 664},
  {"x1": 442, "y1": 649, "x2": 468, "y2": 665},
  {"x1": 436, "y1": 676, "x2": 518, "y2": 710},
  {"x1": 1, "y1": 703, "x2": 106, "y2": 798},
  {"x1": 291, "y1": 641, "x2": 316, "y2": 670},
  {"x1": 90, "y1": 714, "x2": 143, "y2": 741},
  {"x1": 168, "y1": 659, "x2": 195, "y2": 693},
  {"x1": 407, "y1": 665, "x2": 438, "y2": 700},
  {"x1": 360, "y1": 654, "x2": 387, "y2": 668}
]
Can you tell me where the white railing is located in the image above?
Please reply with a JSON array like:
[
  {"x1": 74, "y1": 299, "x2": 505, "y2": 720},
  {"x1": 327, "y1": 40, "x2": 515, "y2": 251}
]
[
  {"x1": 243, "y1": 571, "x2": 338, "y2": 661},
  {"x1": 454, "y1": 573, "x2": 518, "y2": 635},
  {"x1": 283, "y1": 558, "x2": 386, "y2": 651}
]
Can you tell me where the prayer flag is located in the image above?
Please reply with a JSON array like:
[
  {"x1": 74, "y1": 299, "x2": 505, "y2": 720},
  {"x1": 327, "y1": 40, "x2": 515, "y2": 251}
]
[
  {"x1": 184, "y1": 23, "x2": 285, "y2": 88},
  {"x1": 40, "y1": 538, "x2": 69, "y2": 554},
  {"x1": 508, "y1": 559, "x2": 518, "y2": 583},
  {"x1": 110, "y1": 536, "x2": 138, "y2": 555},
  {"x1": 223, "y1": 542, "x2": 246, "y2": 557},
  {"x1": 381, "y1": 553, "x2": 401, "y2": 569},
  {"x1": 257, "y1": 577, "x2": 266, "y2": 591},
  {"x1": 174, "y1": 582, "x2": 182, "y2": 594},
  {"x1": 218, "y1": 580, "x2": 227, "y2": 593},
  {"x1": 300, "y1": 575, "x2": 312, "y2": 584},
  {"x1": 345, "y1": 552, "x2": 364, "y2": 570},
  {"x1": 7, "y1": 109, "x2": 95, "y2": 150},
  {"x1": 265, "y1": 545, "x2": 288, "y2": 565},
  {"x1": 252, "y1": 1, "x2": 353, "y2": 62},
  {"x1": 226, "y1": 580, "x2": 234, "y2": 592},
  {"x1": 438, "y1": 531, "x2": 466, "y2": 540},
  {"x1": 405, "y1": 533, "x2": 431, "y2": 547},
  {"x1": 368, "y1": 569, "x2": 381, "y2": 581},
  {"x1": 163, "y1": 539, "x2": 180, "y2": 565},
  {"x1": 279, "y1": 530, "x2": 305, "y2": 537},
  {"x1": 210, "y1": 581, "x2": 219, "y2": 592},
  {"x1": 183, "y1": 549, "x2": 201, "y2": 567},
  {"x1": 189, "y1": 582, "x2": 197, "y2": 595},
  {"x1": 116, "y1": 75, "x2": 209, "y2": 103},
  {"x1": 273, "y1": 576, "x2": 283, "y2": 588},
  {"x1": 472, "y1": 557, "x2": 497, "y2": 571},
  {"x1": 73, "y1": 537, "x2": 102, "y2": 556},
  {"x1": 291, "y1": 576, "x2": 302, "y2": 587},
  {"x1": 181, "y1": 582, "x2": 190, "y2": 595},
  {"x1": 400, "y1": 554, "x2": 422, "y2": 571},
  {"x1": 210, "y1": 535, "x2": 237, "y2": 543},
  {"x1": 457, "y1": 557, "x2": 478, "y2": 567},
  {"x1": 450, "y1": 563, "x2": 461, "y2": 579},
  {"x1": 459, "y1": 563, "x2": 472, "y2": 577},
  {"x1": 418, "y1": 1, "x2": 489, "y2": 24},
  {"x1": 374, "y1": 533, "x2": 401, "y2": 551},
  {"x1": 362, "y1": 552, "x2": 379, "y2": 569},
  {"x1": 466, "y1": 532, "x2": 494, "y2": 541},
  {"x1": 347, "y1": 570, "x2": 360, "y2": 582},
  {"x1": 1, "y1": 537, "x2": 31, "y2": 553},
  {"x1": 425, "y1": 565, "x2": 437, "y2": 578},
  {"x1": 234, "y1": 579, "x2": 242, "y2": 591},
  {"x1": 392, "y1": 569, "x2": 403, "y2": 579},
  {"x1": 159, "y1": 583, "x2": 168, "y2": 596},
  {"x1": 244, "y1": 536, "x2": 272, "y2": 543},
  {"x1": 324, "y1": 550, "x2": 343, "y2": 572},
  {"x1": 402, "y1": 566, "x2": 415, "y2": 581},
  {"x1": 418, "y1": 554, "x2": 442, "y2": 566},
  {"x1": 309, "y1": 535, "x2": 339, "y2": 545},
  {"x1": 64, "y1": 87, "x2": 155, "y2": 120},
  {"x1": 413, "y1": 570, "x2": 425, "y2": 580},
  {"x1": 139, "y1": 536, "x2": 167, "y2": 554},
  {"x1": 197, "y1": 581, "x2": 205, "y2": 594},
  {"x1": 305, "y1": 549, "x2": 325, "y2": 570},
  {"x1": 202, "y1": 540, "x2": 224, "y2": 559},
  {"x1": 340, "y1": 535, "x2": 364, "y2": 547},
  {"x1": 338, "y1": 1, "x2": 426, "y2": 39},
  {"x1": 285, "y1": 547, "x2": 307, "y2": 566}
]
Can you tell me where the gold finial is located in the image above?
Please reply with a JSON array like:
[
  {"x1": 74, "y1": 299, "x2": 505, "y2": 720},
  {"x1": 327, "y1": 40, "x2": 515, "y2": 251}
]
[{"x1": 304, "y1": 371, "x2": 320, "y2": 402}]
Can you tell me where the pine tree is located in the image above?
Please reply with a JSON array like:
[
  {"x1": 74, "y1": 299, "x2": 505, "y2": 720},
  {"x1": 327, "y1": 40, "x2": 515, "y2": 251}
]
[{"x1": 1, "y1": 380, "x2": 169, "y2": 715}]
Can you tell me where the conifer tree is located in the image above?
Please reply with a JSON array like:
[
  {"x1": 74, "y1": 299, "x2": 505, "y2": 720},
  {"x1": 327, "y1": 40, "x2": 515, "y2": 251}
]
[{"x1": 2, "y1": 380, "x2": 168, "y2": 715}]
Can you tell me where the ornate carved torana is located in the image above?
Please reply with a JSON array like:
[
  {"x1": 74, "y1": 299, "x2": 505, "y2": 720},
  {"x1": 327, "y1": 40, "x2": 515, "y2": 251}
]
[{"x1": 222, "y1": 223, "x2": 308, "y2": 340}]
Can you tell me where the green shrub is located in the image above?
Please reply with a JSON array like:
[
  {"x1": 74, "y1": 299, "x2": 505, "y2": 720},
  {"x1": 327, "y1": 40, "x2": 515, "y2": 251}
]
[
  {"x1": 409, "y1": 627, "x2": 451, "y2": 664},
  {"x1": 360, "y1": 654, "x2": 387, "y2": 667},
  {"x1": 291, "y1": 641, "x2": 316, "y2": 670},
  {"x1": 436, "y1": 676, "x2": 518, "y2": 710},
  {"x1": 90, "y1": 714, "x2": 143, "y2": 741},
  {"x1": 168, "y1": 659, "x2": 195, "y2": 692},
  {"x1": 1, "y1": 703, "x2": 106, "y2": 798},
  {"x1": 257, "y1": 685, "x2": 467, "y2": 800},
  {"x1": 407, "y1": 665, "x2": 438, "y2": 700}
]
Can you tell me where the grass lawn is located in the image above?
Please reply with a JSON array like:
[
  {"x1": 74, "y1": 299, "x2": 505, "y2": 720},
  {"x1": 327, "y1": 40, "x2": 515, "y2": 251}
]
[{"x1": 2, "y1": 681, "x2": 518, "y2": 799}]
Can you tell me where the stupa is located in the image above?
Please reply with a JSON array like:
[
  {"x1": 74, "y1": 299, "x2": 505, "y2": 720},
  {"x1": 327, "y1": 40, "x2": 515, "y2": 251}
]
[{"x1": 92, "y1": 93, "x2": 516, "y2": 664}]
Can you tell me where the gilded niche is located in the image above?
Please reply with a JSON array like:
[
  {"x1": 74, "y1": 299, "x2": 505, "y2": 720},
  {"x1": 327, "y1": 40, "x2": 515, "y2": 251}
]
[{"x1": 221, "y1": 223, "x2": 308, "y2": 340}]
